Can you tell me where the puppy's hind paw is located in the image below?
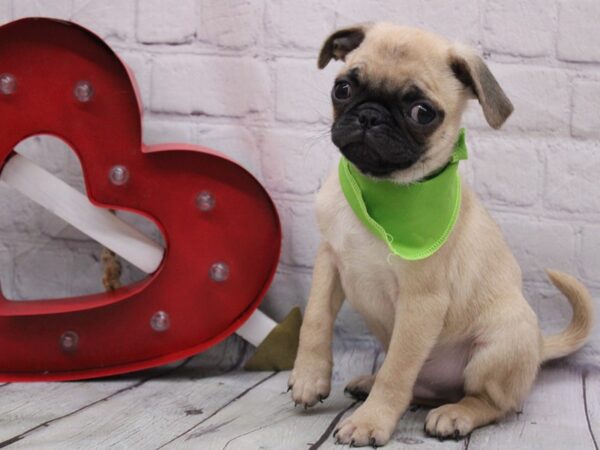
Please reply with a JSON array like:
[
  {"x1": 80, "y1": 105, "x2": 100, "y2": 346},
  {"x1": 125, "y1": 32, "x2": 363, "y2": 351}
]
[{"x1": 344, "y1": 374, "x2": 375, "y2": 401}]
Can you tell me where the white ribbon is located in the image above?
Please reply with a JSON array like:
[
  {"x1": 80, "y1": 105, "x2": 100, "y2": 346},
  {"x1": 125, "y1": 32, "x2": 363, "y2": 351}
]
[{"x1": 0, "y1": 152, "x2": 276, "y2": 347}]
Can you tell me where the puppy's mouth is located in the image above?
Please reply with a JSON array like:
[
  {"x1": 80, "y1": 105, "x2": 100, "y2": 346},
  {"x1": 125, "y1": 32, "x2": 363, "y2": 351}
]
[
  {"x1": 333, "y1": 127, "x2": 421, "y2": 177},
  {"x1": 339, "y1": 142, "x2": 419, "y2": 176}
]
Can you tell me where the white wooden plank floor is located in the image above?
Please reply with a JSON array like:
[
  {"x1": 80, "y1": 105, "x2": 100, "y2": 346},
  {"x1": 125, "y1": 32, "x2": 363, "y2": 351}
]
[{"x1": 0, "y1": 339, "x2": 598, "y2": 450}]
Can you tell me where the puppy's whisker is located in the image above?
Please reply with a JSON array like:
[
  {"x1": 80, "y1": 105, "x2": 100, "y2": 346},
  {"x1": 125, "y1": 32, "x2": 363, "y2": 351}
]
[{"x1": 300, "y1": 127, "x2": 335, "y2": 160}]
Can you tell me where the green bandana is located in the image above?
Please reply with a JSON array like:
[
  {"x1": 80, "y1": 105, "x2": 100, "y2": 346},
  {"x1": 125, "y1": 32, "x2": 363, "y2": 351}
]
[{"x1": 339, "y1": 129, "x2": 468, "y2": 260}]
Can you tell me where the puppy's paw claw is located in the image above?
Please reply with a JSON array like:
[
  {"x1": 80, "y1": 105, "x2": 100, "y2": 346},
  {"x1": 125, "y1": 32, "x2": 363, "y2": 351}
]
[
  {"x1": 344, "y1": 386, "x2": 369, "y2": 401},
  {"x1": 288, "y1": 363, "x2": 331, "y2": 409}
]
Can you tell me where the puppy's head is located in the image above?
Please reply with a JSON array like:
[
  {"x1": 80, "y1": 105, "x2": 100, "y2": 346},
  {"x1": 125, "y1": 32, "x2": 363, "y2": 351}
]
[{"x1": 319, "y1": 22, "x2": 513, "y2": 182}]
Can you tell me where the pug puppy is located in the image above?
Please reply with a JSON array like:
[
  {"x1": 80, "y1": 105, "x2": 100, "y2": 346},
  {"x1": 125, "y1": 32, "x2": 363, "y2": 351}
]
[{"x1": 288, "y1": 22, "x2": 593, "y2": 447}]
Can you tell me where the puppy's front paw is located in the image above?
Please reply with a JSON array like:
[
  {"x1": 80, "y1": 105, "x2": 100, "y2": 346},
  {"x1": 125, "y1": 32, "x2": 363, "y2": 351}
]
[
  {"x1": 288, "y1": 359, "x2": 331, "y2": 409},
  {"x1": 334, "y1": 403, "x2": 396, "y2": 447},
  {"x1": 424, "y1": 403, "x2": 474, "y2": 440}
]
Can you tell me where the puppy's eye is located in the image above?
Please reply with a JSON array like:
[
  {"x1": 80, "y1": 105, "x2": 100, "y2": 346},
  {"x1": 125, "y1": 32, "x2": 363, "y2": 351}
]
[
  {"x1": 333, "y1": 81, "x2": 352, "y2": 100},
  {"x1": 408, "y1": 102, "x2": 437, "y2": 125}
]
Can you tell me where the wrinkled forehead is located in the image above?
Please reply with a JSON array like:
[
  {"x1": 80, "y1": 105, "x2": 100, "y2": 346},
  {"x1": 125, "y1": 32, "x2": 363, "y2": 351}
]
[{"x1": 340, "y1": 26, "x2": 455, "y2": 100}]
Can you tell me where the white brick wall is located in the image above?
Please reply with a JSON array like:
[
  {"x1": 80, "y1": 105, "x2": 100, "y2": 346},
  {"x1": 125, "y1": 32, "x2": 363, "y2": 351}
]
[
  {"x1": 1, "y1": 0, "x2": 599, "y2": 352},
  {"x1": 557, "y1": 0, "x2": 600, "y2": 62},
  {"x1": 483, "y1": 0, "x2": 556, "y2": 57}
]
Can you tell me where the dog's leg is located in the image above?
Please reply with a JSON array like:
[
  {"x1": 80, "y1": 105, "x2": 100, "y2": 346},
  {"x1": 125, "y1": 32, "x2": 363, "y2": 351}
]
[
  {"x1": 289, "y1": 243, "x2": 344, "y2": 408},
  {"x1": 335, "y1": 292, "x2": 448, "y2": 447},
  {"x1": 425, "y1": 307, "x2": 539, "y2": 439}
]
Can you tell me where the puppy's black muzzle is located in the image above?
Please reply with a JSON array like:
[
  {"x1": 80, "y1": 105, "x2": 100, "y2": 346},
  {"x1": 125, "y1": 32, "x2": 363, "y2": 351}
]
[
  {"x1": 332, "y1": 102, "x2": 392, "y2": 147},
  {"x1": 331, "y1": 102, "x2": 421, "y2": 176}
]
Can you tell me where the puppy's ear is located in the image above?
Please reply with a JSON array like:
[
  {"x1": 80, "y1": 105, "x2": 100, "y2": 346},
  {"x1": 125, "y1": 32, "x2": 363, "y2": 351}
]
[
  {"x1": 449, "y1": 46, "x2": 514, "y2": 129},
  {"x1": 318, "y1": 25, "x2": 369, "y2": 69}
]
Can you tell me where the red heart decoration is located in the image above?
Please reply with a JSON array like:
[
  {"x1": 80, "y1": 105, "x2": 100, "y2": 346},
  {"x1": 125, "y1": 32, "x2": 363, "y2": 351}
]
[{"x1": 0, "y1": 18, "x2": 281, "y2": 381}]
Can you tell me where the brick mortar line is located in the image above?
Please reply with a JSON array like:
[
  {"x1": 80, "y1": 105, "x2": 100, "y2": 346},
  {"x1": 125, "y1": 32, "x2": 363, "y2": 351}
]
[{"x1": 114, "y1": 42, "x2": 600, "y2": 71}]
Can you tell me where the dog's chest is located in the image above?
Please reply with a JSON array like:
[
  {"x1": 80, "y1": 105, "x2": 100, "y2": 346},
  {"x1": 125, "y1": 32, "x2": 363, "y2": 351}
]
[{"x1": 316, "y1": 172, "x2": 400, "y2": 334}]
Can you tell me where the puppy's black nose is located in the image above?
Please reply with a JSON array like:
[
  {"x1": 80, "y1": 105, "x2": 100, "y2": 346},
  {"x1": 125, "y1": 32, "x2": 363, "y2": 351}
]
[{"x1": 358, "y1": 108, "x2": 383, "y2": 129}]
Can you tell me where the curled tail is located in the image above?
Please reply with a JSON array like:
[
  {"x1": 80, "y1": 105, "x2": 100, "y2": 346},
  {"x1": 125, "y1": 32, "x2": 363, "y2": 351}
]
[{"x1": 542, "y1": 269, "x2": 594, "y2": 362}]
